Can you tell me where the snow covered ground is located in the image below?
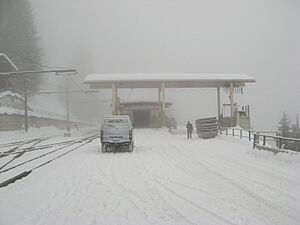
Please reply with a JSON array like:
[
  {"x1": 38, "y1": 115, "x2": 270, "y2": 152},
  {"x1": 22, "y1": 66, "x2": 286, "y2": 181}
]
[
  {"x1": 0, "y1": 128, "x2": 299, "y2": 225},
  {"x1": 0, "y1": 127, "x2": 65, "y2": 143}
]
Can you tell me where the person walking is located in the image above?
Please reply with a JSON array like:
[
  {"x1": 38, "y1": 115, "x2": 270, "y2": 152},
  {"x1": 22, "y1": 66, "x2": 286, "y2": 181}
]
[{"x1": 186, "y1": 121, "x2": 193, "y2": 139}]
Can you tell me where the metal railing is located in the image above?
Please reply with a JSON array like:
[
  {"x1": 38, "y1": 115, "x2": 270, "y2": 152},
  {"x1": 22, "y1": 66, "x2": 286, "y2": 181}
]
[
  {"x1": 253, "y1": 133, "x2": 300, "y2": 152},
  {"x1": 0, "y1": 102, "x2": 66, "y2": 119},
  {"x1": 0, "y1": 102, "x2": 26, "y2": 111},
  {"x1": 219, "y1": 128, "x2": 300, "y2": 152},
  {"x1": 219, "y1": 128, "x2": 255, "y2": 141}
]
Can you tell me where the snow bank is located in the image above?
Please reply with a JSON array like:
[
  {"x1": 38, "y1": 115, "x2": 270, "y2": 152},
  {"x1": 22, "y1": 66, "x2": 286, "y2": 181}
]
[{"x1": 0, "y1": 129, "x2": 299, "y2": 225}]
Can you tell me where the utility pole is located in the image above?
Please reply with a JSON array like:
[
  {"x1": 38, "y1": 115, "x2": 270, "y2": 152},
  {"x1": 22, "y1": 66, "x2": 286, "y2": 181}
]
[
  {"x1": 24, "y1": 76, "x2": 29, "y2": 132},
  {"x1": 158, "y1": 87, "x2": 162, "y2": 127},
  {"x1": 217, "y1": 86, "x2": 221, "y2": 120},
  {"x1": 162, "y1": 82, "x2": 166, "y2": 127},
  {"x1": 112, "y1": 83, "x2": 117, "y2": 115},
  {"x1": 66, "y1": 76, "x2": 70, "y2": 134},
  {"x1": 230, "y1": 82, "x2": 234, "y2": 127},
  {"x1": 24, "y1": 91, "x2": 28, "y2": 132}
]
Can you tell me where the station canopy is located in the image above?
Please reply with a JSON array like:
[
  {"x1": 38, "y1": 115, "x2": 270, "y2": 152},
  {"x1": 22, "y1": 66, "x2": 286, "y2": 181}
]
[{"x1": 84, "y1": 73, "x2": 255, "y2": 89}]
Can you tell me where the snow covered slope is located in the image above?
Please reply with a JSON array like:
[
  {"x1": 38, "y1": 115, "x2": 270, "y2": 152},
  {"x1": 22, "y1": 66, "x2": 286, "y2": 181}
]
[{"x1": 0, "y1": 129, "x2": 299, "y2": 225}]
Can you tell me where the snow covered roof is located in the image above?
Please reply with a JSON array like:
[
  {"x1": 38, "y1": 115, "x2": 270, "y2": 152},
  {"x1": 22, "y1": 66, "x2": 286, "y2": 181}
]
[
  {"x1": 0, "y1": 90, "x2": 23, "y2": 100},
  {"x1": 0, "y1": 90, "x2": 72, "y2": 121},
  {"x1": 84, "y1": 73, "x2": 255, "y2": 89}
]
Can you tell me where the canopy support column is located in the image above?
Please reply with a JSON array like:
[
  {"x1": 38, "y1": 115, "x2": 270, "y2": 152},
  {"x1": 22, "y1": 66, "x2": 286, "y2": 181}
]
[
  {"x1": 162, "y1": 82, "x2": 166, "y2": 127},
  {"x1": 158, "y1": 88, "x2": 162, "y2": 127},
  {"x1": 217, "y1": 86, "x2": 221, "y2": 120},
  {"x1": 230, "y1": 82, "x2": 234, "y2": 127},
  {"x1": 112, "y1": 83, "x2": 117, "y2": 115}
]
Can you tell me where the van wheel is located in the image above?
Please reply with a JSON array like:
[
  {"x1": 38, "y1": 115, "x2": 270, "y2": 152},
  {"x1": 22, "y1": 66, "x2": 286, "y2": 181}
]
[
  {"x1": 128, "y1": 143, "x2": 134, "y2": 152},
  {"x1": 101, "y1": 144, "x2": 107, "y2": 153}
]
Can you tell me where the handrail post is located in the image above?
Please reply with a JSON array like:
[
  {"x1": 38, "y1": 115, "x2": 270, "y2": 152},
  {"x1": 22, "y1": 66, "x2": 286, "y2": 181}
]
[
  {"x1": 263, "y1": 135, "x2": 266, "y2": 146},
  {"x1": 249, "y1": 131, "x2": 251, "y2": 141},
  {"x1": 232, "y1": 129, "x2": 235, "y2": 137},
  {"x1": 240, "y1": 129, "x2": 242, "y2": 139},
  {"x1": 253, "y1": 134, "x2": 257, "y2": 149},
  {"x1": 279, "y1": 138, "x2": 282, "y2": 149},
  {"x1": 226, "y1": 128, "x2": 228, "y2": 136},
  {"x1": 276, "y1": 132, "x2": 279, "y2": 148}
]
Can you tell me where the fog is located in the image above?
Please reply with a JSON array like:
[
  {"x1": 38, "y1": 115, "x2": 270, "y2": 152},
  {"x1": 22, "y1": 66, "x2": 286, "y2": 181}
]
[{"x1": 29, "y1": 0, "x2": 300, "y2": 130}]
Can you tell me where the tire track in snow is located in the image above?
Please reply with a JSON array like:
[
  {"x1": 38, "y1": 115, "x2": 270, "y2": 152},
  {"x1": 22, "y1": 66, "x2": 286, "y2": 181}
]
[
  {"x1": 182, "y1": 141, "x2": 300, "y2": 209},
  {"x1": 97, "y1": 152, "x2": 149, "y2": 225},
  {"x1": 154, "y1": 179, "x2": 238, "y2": 225},
  {"x1": 188, "y1": 140, "x2": 300, "y2": 186},
  {"x1": 99, "y1": 141, "x2": 195, "y2": 225},
  {"x1": 133, "y1": 148, "x2": 196, "y2": 225},
  {"x1": 77, "y1": 150, "x2": 137, "y2": 225},
  {"x1": 168, "y1": 141, "x2": 299, "y2": 224},
  {"x1": 185, "y1": 140, "x2": 300, "y2": 216},
  {"x1": 111, "y1": 150, "x2": 193, "y2": 225},
  {"x1": 134, "y1": 145, "x2": 236, "y2": 225}
]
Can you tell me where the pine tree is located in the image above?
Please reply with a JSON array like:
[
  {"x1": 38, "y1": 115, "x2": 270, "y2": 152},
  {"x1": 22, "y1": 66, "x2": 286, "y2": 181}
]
[
  {"x1": 278, "y1": 112, "x2": 290, "y2": 137},
  {"x1": 291, "y1": 114, "x2": 300, "y2": 151},
  {"x1": 0, "y1": 0, "x2": 42, "y2": 91},
  {"x1": 278, "y1": 112, "x2": 291, "y2": 149}
]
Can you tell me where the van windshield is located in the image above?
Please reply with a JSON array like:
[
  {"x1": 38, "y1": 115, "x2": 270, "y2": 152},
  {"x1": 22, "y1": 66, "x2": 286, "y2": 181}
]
[{"x1": 104, "y1": 119, "x2": 130, "y2": 128}]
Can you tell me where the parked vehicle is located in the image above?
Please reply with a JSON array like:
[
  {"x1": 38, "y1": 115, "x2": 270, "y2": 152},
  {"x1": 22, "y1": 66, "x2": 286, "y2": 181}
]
[{"x1": 100, "y1": 115, "x2": 134, "y2": 152}]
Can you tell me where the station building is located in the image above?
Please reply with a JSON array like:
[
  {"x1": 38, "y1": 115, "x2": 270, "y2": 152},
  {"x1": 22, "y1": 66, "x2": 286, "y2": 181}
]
[{"x1": 119, "y1": 101, "x2": 172, "y2": 128}]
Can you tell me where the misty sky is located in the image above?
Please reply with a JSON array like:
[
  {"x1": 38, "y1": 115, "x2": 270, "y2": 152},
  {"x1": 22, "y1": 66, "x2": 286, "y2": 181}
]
[{"x1": 29, "y1": 0, "x2": 300, "y2": 130}]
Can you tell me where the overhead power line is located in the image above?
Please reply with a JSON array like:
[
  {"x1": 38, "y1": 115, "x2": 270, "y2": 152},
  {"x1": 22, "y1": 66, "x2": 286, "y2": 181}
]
[
  {"x1": 0, "y1": 47, "x2": 72, "y2": 70},
  {"x1": 0, "y1": 59, "x2": 68, "y2": 70},
  {"x1": 27, "y1": 90, "x2": 102, "y2": 95},
  {"x1": 69, "y1": 76, "x2": 100, "y2": 99},
  {"x1": 0, "y1": 69, "x2": 77, "y2": 76}
]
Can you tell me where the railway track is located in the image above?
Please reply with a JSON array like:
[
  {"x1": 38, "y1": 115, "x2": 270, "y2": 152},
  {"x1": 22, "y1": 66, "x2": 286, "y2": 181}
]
[
  {"x1": 0, "y1": 135, "x2": 60, "y2": 158},
  {"x1": 0, "y1": 134, "x2": 99, "y2": 188}
]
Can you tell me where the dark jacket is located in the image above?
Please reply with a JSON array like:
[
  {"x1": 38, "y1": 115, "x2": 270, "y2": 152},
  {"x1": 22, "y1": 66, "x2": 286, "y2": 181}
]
[{"x1": 186, "y1": 122, "x2": 193, "y2": 131}]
